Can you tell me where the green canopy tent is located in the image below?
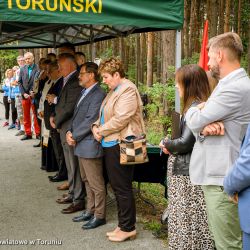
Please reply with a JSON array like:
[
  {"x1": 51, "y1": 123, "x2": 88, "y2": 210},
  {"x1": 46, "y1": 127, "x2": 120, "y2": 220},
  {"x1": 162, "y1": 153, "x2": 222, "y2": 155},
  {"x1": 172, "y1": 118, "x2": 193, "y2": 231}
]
[
  {"x1": 0, "y1": 0, "x2": 183, "y2": 49},
  {"x1": 0, "y1": 0, "x2": 183, "y2": 111}
]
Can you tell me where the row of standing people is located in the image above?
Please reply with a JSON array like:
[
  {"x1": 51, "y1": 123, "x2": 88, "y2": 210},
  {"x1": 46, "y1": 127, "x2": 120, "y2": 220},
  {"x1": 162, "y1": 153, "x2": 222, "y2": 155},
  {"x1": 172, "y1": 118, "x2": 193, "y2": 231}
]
[
  {"x1": 10, "y1": 44, "x2": 144, "y2": 243},
  {"x1": 160, "y1": 32, "x2": 250, "y2": 250}
]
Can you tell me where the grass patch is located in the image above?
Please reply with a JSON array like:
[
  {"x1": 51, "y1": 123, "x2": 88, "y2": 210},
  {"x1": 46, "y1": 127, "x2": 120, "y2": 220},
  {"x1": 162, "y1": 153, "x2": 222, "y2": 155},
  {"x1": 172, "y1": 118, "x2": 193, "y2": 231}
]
[{"x1": 134, "y1": 182, "x2": 168, "y2": 242}]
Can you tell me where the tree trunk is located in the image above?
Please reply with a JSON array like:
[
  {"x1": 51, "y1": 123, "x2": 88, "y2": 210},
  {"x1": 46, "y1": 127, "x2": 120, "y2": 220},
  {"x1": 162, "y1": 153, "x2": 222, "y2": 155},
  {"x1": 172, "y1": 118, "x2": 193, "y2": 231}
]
[
  {"x1": 162, "y1": 30, "x2": 175, "y2": 84},
  {"x1": 184, "y1": 0, "x2": 191, "y2": 58},
  {"x1": 140, "y1": 33, "x2": 146, "y2": 84},
  {"x1": 156, "y1": 32, "x2": 162, "y2": 82},
  {"x1": 218, "y1": 0, "x2": 225, "y2": 34},
  {"x1": 194, "y1": 0, "x2": 201, "y2": 52},
  {"x1": 146, "y1": 32, "x2": 154, "y2": 87},
  {"x1": 210, "y1": 0, "x2": 219, "y2": 37},
  {"x1": 162, "y1": 30, "x2": 175, "y2": 117},
  {"x1": 124, "y1": 40, "x2": 129, "y2": 72},
  {"x1": 224, "y1": 0, "x2": 231, "y2": 32},
  {"x1": 18, "y1": 49, "x2": 24, "y2": 56},
  {"x1": 188, "y1": 0, "x2": 197, "y2": 57},
  {"x1": 119, "y1": 37, "x2": 125, "y2": 63},
  {"x1": 136, "y1": 34, "x2": 141, "y2": 85},
  {"x1": 237, "y1": 0, "x2": 241, "y2": 34},
  {"x1": 34, "y1": 49, "x2": 40, "y2": 64},
  {"x1": 112, "y1": 38, "x2": 118, "y2": 57}
]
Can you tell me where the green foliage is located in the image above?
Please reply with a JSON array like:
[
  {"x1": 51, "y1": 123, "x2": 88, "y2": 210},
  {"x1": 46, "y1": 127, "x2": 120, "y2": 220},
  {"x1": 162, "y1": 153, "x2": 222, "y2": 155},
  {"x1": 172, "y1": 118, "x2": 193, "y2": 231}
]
[
  {"x1": 134, "y1": 182, "x2": 167, "y2": 207},
  {"x1": 99, "y1": 47, "x2": 113, "y2": 59},
  {"x1": 143, "y1": 67, "x2": 176, "y2": 145},
  {"x1": 241, "y1": 56, "x2": 248, "y2": 73},
  {"x1": 0, "y1": 50, "x2": 18, "y2": 81},
  {"x1": 181, "y1": 52, "x2": 200, "y2": 66},
  {"x1": 146, "y1": 126, "x2": 164, "y2": 146},
  {"x1": 146, "y1": 82, "x2": 168, "y2": 104},
  {"x1": 127, "y1": 63, "x2": 136, "y2": 83},
  {"x1": 144, "y1": 220, "x2": 162, "y2": 232},
  {"x1": 99, "y1": 82, "x2": 109, "y2": 93}
]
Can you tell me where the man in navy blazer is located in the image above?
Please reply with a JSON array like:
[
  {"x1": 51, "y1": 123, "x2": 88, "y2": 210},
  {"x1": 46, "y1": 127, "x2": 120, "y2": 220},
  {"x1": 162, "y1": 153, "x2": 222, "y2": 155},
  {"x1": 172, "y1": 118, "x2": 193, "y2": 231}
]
[
  {"x1": 66, "y1": 62, "x2": 106, "y2": 230},
  {"x1": 224, "y1": 124, "x2": 250, "y2": 250}
]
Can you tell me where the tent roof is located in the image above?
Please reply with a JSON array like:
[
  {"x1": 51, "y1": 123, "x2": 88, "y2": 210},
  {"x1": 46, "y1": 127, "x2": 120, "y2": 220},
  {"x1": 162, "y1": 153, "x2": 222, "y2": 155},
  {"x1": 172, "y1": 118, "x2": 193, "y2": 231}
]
[{"x1": 0, "y1": 0, "x2": 184, "y2": 49}]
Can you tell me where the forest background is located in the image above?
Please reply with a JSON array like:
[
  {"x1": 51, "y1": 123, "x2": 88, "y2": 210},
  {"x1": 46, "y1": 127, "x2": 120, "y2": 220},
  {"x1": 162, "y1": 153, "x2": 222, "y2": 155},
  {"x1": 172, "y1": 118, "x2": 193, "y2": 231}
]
[{"x1": 1, "y1": 0, "x2": 250, "y2": 144}]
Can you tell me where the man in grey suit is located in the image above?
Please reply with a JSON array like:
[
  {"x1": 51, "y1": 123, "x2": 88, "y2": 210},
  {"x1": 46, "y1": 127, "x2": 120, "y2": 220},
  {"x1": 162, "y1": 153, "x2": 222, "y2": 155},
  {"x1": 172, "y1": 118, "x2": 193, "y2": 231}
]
[
  {"x1": 66, "y1": 62, "x2": 106, "y2": 230},
  {"x1": 186, "y1": 32, "x2": 250, "y2": 249},
  {"x1": 18, "y1": 52, "x2": 40, "y2": 140},
  {"x1": 50, "y1": 53, "x2": 85, "y2": 214}
]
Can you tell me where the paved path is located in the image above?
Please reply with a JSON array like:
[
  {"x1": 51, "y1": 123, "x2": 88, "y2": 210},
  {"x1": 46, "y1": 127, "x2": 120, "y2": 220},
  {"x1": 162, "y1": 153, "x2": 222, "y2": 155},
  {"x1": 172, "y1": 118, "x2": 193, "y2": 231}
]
[{"x1": 0, "y1": 99, "x2": 166, "y2": 250}]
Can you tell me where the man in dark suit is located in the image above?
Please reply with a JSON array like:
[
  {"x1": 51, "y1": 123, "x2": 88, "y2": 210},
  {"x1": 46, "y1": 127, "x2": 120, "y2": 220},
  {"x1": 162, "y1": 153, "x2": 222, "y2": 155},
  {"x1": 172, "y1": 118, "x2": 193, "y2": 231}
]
[
  {"x1": 44, "y1": 61, "x2": 67, "y2": 182},
  {"x1": 18, "y1": 52, "x2": 40, "y2": 140},
  {"x1": 50, "y1": 53, "x2": 85, "y2": 214},
  {"x1": 66, "y1": 62, "x2": 106, "y2": 230}
]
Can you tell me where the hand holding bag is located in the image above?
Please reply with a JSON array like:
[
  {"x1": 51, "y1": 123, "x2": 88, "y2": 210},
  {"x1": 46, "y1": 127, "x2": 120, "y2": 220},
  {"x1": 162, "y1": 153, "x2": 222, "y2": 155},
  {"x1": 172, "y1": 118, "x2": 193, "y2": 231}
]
[{"x1": 119, "y1": 90, "x2": 148, "y2": 165}]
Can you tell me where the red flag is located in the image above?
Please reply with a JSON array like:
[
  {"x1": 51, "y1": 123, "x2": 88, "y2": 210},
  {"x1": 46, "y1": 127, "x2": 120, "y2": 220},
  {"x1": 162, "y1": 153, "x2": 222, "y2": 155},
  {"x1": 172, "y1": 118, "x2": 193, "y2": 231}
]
[{"x1": 198, "y1": 20, "x2": 209, "y2": 71}]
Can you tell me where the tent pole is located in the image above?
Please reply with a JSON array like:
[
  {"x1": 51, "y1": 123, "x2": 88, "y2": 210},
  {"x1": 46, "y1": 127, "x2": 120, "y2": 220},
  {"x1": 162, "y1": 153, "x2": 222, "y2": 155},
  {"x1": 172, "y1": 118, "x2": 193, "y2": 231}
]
[{"x1": 175, "y1": 30, "x2": 181, "y2": 113}]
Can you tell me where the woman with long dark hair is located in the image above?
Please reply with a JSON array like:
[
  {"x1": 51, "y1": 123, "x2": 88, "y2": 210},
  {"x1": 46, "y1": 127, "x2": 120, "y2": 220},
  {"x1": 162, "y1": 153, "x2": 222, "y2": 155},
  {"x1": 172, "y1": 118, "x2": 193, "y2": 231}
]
[{"x1": 159, "y1": 64, "x2": 214, "y2": 249}]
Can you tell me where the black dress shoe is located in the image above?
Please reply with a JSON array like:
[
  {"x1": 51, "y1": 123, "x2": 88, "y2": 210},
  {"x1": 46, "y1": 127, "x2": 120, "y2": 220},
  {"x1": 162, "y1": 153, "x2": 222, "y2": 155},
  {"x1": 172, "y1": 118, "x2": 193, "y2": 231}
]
[
  {"x1": 15, "y1": 130, "x2": 25, "y2": 136},
  {"x1": 50, "y1": 175, "x2": 67, "y2": 182},
  {"x1": 72, "y1": 211, "x2": 94, "y2": 222},
  {"x1": 21, "y1": 135, "x2": 32, "y2": 141},
  {"x1": 33, "y1": 142, "x2": 41, "y2": 147},
  {"x1": 82, "y1": 217, "x2": 106, "y2": 230},
  {"x1": 48, "y1": 174, "x2": 58, "y2": 179}
]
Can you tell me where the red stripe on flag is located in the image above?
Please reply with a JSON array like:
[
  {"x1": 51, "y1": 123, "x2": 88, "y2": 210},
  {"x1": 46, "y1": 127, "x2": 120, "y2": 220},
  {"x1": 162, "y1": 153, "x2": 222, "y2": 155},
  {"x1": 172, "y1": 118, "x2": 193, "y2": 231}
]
[{"x1": 198, "y1": 20, "x2": 209, "y2": 71}]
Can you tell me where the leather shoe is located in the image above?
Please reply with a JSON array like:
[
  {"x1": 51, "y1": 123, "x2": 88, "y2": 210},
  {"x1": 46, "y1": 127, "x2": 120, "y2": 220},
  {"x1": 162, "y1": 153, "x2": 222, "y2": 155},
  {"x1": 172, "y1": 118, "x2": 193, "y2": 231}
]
[
  {"x1": 48, "y1": 174, "x2": 58, "y2": 179},
  {"x1": 57, "y1": 182, "x2": 69, "y2": 190},
  {"x1": 56, "y1": 196, "x2": 73, "y2": 204},
  {"x1": 62, "y1": 193, "x2": 69, "y2": 198},
  {"x1": 106, "y1": 227, "x2": 121, "y2": 237},
  {"x1": 50, "y1": 175, "x2": 67, "y2": 182},
  {"x1": 72, "y1": 210, "x2": 94, "y2": 222},
  {"x1": 15, "y1": 130, "x2": 25, "y2": 136},
  {"x1": 82, "y1": 216, "x2": 106, "y2": 230},
  {"x1": 61, "y1": 203, "x2": 85, "y2": 214},
  {"x1": 21, "y1": 135, "x2": 32, "y2": 140}
]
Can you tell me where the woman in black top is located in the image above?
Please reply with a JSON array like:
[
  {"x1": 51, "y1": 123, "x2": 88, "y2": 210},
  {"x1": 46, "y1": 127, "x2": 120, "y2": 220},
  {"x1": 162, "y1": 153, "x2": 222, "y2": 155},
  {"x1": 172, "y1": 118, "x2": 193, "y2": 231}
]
[{"x1": 159, "y1": 64, "x2": 214, "y2": 250}]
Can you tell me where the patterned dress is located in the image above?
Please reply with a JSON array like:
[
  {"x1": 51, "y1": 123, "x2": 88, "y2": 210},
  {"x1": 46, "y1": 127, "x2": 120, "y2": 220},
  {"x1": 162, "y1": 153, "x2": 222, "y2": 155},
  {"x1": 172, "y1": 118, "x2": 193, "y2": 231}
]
[{"x1": 167, "y1": 155, "x2": 214, "y2": 250}]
